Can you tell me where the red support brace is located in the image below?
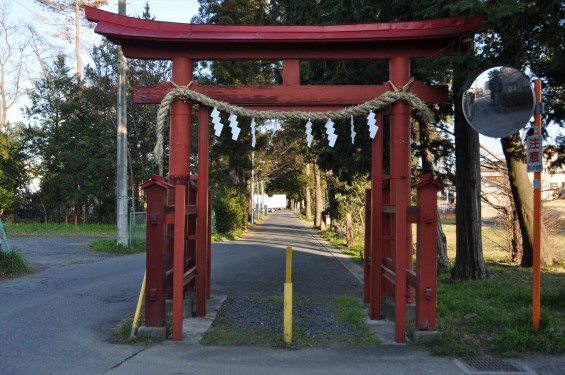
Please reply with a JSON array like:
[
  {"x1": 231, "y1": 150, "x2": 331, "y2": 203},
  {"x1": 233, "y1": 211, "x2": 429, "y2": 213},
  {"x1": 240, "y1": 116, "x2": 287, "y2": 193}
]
[
  {"x1": 141, "y1": 176, "x2": 172, "y2": 327},
  {"x1": 369, "y1": 111, "x2": 384, "y2": 319},
  {"x1": 172, "y1": 185, "x2": 187, "y2": 341},
  {"x1": 196, "y1": 106, "x2": 210, "y2": 316},
  {"x1": 389, "y1": 56, "x2": 411, "y2": 342},
  {"x1": 207, "y1": 189, "x2": 213, "y2": 300},
  {"x1": 414, "y1": 174, "x2": 444, "y2": 331},
  {"x1": 364, "y1": 189, "x2": 371, "y2": 304}
]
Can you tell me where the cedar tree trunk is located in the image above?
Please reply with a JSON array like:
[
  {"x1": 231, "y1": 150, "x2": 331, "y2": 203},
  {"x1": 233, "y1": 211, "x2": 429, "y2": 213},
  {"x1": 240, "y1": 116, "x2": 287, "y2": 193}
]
[
  {"x1": 314, "y1": 163, "x2": 323, "y2": 228},
  {"x1": 305, "y1": 163, "x2": 312, "y2": 221},
  {"x1": 500, "y1": 133, "x2": 553, "y2": 267},
  {"x1": 451, "y1": 74, "x2": 488, "y2": 280}
]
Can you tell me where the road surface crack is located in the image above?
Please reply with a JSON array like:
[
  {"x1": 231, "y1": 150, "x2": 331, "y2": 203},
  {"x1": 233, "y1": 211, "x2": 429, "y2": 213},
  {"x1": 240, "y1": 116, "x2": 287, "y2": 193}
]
[{"x1": 104, "y1": 347, "x2": 148, "y2": 373}]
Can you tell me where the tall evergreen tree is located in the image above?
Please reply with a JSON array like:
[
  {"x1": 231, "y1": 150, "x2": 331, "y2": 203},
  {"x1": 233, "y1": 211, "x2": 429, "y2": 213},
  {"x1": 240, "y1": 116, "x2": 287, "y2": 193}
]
[{"x1": 0, "y1": 123, "x2": 27, "y2": 215}]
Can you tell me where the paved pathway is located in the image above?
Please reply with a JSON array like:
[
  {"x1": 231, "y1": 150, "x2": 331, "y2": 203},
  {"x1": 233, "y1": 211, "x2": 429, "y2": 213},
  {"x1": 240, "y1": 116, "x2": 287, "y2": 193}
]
[
  {"x1": 211, "y1": 210, "x2": 363, "y2": 298},
  {"x1": 105, "y1": 212, "x2": 548, "y2": 375},
  {"x1": 2, "y1": 213, "x2": 561, "y2": 374}
]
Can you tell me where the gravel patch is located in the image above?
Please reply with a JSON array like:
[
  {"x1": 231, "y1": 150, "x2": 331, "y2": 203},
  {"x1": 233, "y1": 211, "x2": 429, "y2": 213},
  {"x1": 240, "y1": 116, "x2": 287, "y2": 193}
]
[{"x1": 202, "y1": 294, "x2": 377, "y2": 348}]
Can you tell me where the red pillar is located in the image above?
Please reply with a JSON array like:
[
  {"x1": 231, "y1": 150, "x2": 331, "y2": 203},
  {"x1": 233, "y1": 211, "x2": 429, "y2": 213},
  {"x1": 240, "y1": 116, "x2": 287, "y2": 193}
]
[
  {"x1": 169, "y1": 57, "x2": 192, "y2": 181},
  {"x1": 166, "y1": 57, "x2": 193, "y2": 297},
  {"x1": 172, "y1": 185, "x2": 187, "y2": 341},
  {"x1": 389, "y1": 56, "x2": 411, "y2": 342},
  {"x1": 207, "y1": 189, "x2": 212, "y2": 300},
  {"x1": 415, "y1": 174, "x2": 442, "y2": 331},
  {"x1": 196, "y1": 106, "x2": 210, "y2": 316},
  {"x1": 369, "y1": 111, "x2": 384, "y2": 319},
  {"x1": 364, "y1": 189, "x2": 371, "y2": 304},
  {"x1": 140, "y1": 176, "x2": 172, "y2": 327}
]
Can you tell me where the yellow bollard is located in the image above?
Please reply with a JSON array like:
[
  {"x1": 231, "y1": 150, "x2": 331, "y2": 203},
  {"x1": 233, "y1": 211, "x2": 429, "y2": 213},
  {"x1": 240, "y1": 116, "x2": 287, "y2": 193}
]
[
  {"x1": 130, "y1": 271, "x2": 146, "y2": 340},
  {"x1": 284, "y1": 246, "x2": 293, "y2": 343}
]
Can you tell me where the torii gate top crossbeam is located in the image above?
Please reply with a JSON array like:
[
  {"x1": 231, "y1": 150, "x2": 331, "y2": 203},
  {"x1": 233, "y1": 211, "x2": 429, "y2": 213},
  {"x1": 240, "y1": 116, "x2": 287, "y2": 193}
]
[{"x1": 84, "y1": 7, "x2": 482, "y2": 60}]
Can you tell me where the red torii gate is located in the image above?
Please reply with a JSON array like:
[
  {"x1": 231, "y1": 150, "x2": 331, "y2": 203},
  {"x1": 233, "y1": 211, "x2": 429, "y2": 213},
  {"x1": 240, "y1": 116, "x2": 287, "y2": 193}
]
[{"x1": 85, "y1": 7, "x2": 481, "y2": 343}]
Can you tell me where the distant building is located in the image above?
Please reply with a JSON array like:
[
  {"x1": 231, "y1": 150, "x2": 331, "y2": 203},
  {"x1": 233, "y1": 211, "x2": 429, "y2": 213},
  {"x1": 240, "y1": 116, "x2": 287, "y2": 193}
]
[{"x1": 479, "y1": 148, "x2": 565, "y2": 220}]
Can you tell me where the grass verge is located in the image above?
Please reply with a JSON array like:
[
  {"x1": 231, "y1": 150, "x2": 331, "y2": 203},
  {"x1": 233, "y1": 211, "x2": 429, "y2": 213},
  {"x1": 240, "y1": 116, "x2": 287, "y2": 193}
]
[
  {"x1": 319, "y1": 230, "x2": 364, "y2": 264},
  {"x1": 89, "y1": 239, "x2": 146, "y2": 255},
  {"x1": 4, "y1": 223, "x2": 115, "y2": 236},
  {"x1": 201, "y1": 295, "x2": 378, "y2": 348},
  {"x1": 212, "y1": 232, "x2": 238, "y2": 242},
  {"x1": 110, "y1": 314, "x2": 154, "y2": 345},
  {"x1": 0, "y1": 250, "x2": 30, "y2": 278},
  {"x1": 423, "y1": 265, "x2": 565, "y2": 357},
  {"x1": 315, "y1": 220, "x2": 565, "y2": 356}
]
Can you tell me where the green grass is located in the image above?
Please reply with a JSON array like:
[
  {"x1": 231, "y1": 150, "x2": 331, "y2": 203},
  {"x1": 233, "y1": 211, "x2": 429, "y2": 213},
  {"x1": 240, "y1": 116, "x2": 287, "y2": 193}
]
[
  {"x1": 89, "y1": 239, "x2": 146, "y2": 255},
  {"x1": 4, "y1": 222, "x2": 115, "y2": 236},
  {"x1": 335, "y1": 296, "x2": 380, "y2": 345},
  {"x1": 201, "y1": 295, "x2": 378, "y2": 348},
  {"x1": 441, "y1": 223, "x2": 565, "y2": 266},
  {"x1": 319, "y1": 230, "x2": 365, "y2": 264},
  {"x1": 0, "y1": 250, "x2": 30, "y2": 278},
  {"x1": 111, "y1": 315, "x2": 154, "y2": 345},
  {"x1": 428, "y1": 265, "x2": 565, "y2": 357},
  {"x1": 212, "y1": 232, "x2": 238, "y2": 242},
  {"x1": 316, "y1": 220, "x2": 565, "y2": 356}
]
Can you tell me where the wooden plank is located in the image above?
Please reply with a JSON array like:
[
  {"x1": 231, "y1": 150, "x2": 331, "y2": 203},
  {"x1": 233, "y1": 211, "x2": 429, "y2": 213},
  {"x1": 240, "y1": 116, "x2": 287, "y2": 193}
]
[
  {"x1": 183, "y1": 265, "x2": 197, "y2": 286},
  {"x1": 283, "y1": 60, "x2": 300, "y2": 86},
  {"x1": 407, "y1": 206, "x2": 418, "y2": 223},
  {"x1": 134, "y1": 82, "x2": 448, "y2": 105},
  {"x1": 406, "y1": 270, "x2": 417, "y2": 288},
  {"x1": 381, "y1": 265, "x2": 396, "y2": 284},
  {"x1": 172, "y1": 185, "x2": 186, "y2": 341},
  {"x1": 196, "y1": 106, "x2": 210, "y2": 317},
  {"x1": 114, "y1": 39, "x2": 472, "y2": 61}
]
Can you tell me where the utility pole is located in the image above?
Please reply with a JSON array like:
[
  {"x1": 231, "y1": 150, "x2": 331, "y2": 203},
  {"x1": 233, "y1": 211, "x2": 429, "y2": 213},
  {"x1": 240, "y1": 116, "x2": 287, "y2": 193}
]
[
  {"x1": 75, "y1": 0, "x2": 81, "y2": 79},
  {"x1": 250, "y1": 152, "x2": 255, "y2": 224},
  {"x1": 116, "y1": 0, "x2": 128, "y2": 245}
]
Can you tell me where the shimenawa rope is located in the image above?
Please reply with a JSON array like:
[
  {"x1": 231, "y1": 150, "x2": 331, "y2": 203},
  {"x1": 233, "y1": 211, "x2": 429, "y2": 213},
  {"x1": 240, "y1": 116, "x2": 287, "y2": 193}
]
[{"x1": 154, "y1": 79, "x2": 433, "y2": 173}]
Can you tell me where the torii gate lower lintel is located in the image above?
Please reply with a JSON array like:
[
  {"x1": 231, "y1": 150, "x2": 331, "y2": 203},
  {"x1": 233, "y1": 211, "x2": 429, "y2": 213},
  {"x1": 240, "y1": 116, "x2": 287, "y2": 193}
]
[{"x1": 86, "y1": 7, "x2": 482, "y2": 343}]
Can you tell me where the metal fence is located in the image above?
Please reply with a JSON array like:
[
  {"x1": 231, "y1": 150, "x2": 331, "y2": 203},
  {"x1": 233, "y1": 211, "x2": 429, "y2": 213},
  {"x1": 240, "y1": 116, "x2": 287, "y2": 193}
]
[
  {"x1": 0, "y1": 218, "x2": 11, "y2": 253},
  {"x1": 128, "y1": 210, "x2": 217, "y2": 246},
  {"x1": 129, "y1": 212, "x2": 147, "y2": 246}
]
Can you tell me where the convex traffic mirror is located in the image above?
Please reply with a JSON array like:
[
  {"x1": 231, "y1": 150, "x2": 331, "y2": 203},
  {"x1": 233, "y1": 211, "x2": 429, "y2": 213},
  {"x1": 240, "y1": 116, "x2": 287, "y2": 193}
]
[{"x1": 462, "y1": 66, "x2": 535, "y2": 138}]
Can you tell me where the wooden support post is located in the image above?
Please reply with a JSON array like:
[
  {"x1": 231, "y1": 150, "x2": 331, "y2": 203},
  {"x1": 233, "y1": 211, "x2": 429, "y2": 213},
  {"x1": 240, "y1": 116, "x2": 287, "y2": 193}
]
[
  {"x1": 389, "y1": 56, "x2": 411, "y2": 342},
  {"x1": 187, "y1": 185, "x2": 197, "y2": 292},
  {"x1": 369, "y1": 112, "x2": 384, "y2": 319},
  {"x1": 381, "y1": 181, "x2": 393, "y2": 298},
  {"x1": 364, "y1": 189, "x2": 371, "y2": 304},
  {"x1": 207, "y1": 189, "x2": 212, "y2": 300},
  {"x1": 172, "y1": 185, "x2": 187, "y2": 341},
  {"x1": 414, "y1": 174, "x2": 442, "y2": 330},
  {"x1": 140, "y1": 176, "x2": 171, "y2": 327},
  {"x1": 282, "y1": 60, "x2": 300, "y2": 86},
  {"x1": 196, "y1": 106, "x2": 210, "y2": 316},
  {"x1": 166, "y1": 57, "x2": 193, "y2": 298}
]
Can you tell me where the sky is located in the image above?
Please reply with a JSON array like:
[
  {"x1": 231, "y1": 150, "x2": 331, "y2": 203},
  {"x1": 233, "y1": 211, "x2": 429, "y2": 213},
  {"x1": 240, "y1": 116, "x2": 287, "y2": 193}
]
[
  {"x1": 99, "y1": 0, "x2": 200, "y2": 22},
  {"x1": 11, "y1": 0, "x2": 200, "y2": 23},
  {"x1": 5, "y1": 0, "x2": 200, "y2": 123},
  {"x1": 5, "y1": 1, "x2": 547, "y2": 156}
]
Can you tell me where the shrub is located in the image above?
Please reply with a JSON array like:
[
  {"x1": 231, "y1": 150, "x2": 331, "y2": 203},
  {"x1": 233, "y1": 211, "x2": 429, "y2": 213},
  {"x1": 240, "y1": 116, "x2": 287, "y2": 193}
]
[{"x1": 213, "y1": 186, "x2": 247, "y2": 234}]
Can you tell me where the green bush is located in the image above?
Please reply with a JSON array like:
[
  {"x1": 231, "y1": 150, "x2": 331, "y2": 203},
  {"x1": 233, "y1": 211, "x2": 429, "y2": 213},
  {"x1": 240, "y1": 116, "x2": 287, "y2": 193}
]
[
  {"x1": 0, "y1": 250, "x2": 30, "y2": 277},
  {"x1": 213, "y1": 186, "x2": 247, "y2": 234}
]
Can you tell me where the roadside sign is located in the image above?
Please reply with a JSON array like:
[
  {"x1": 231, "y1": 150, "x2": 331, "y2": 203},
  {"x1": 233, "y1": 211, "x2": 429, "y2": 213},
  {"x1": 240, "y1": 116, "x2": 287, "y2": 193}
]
[{"x1": 526, "y1": 134, "x2": 543, "y2": 172}]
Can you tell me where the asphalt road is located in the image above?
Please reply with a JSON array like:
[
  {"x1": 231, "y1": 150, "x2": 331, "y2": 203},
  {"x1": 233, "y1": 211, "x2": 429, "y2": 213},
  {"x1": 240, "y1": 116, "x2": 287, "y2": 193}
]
[
  {"x1": 1, "y1": 237, "x2": 144, "y2": 375},
  {"x1": 211, "y1": 211, "x2": 362, "y2": 298},
  {"x1": 1, "y1": 213, "x2": 562, "y2": 375}
]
